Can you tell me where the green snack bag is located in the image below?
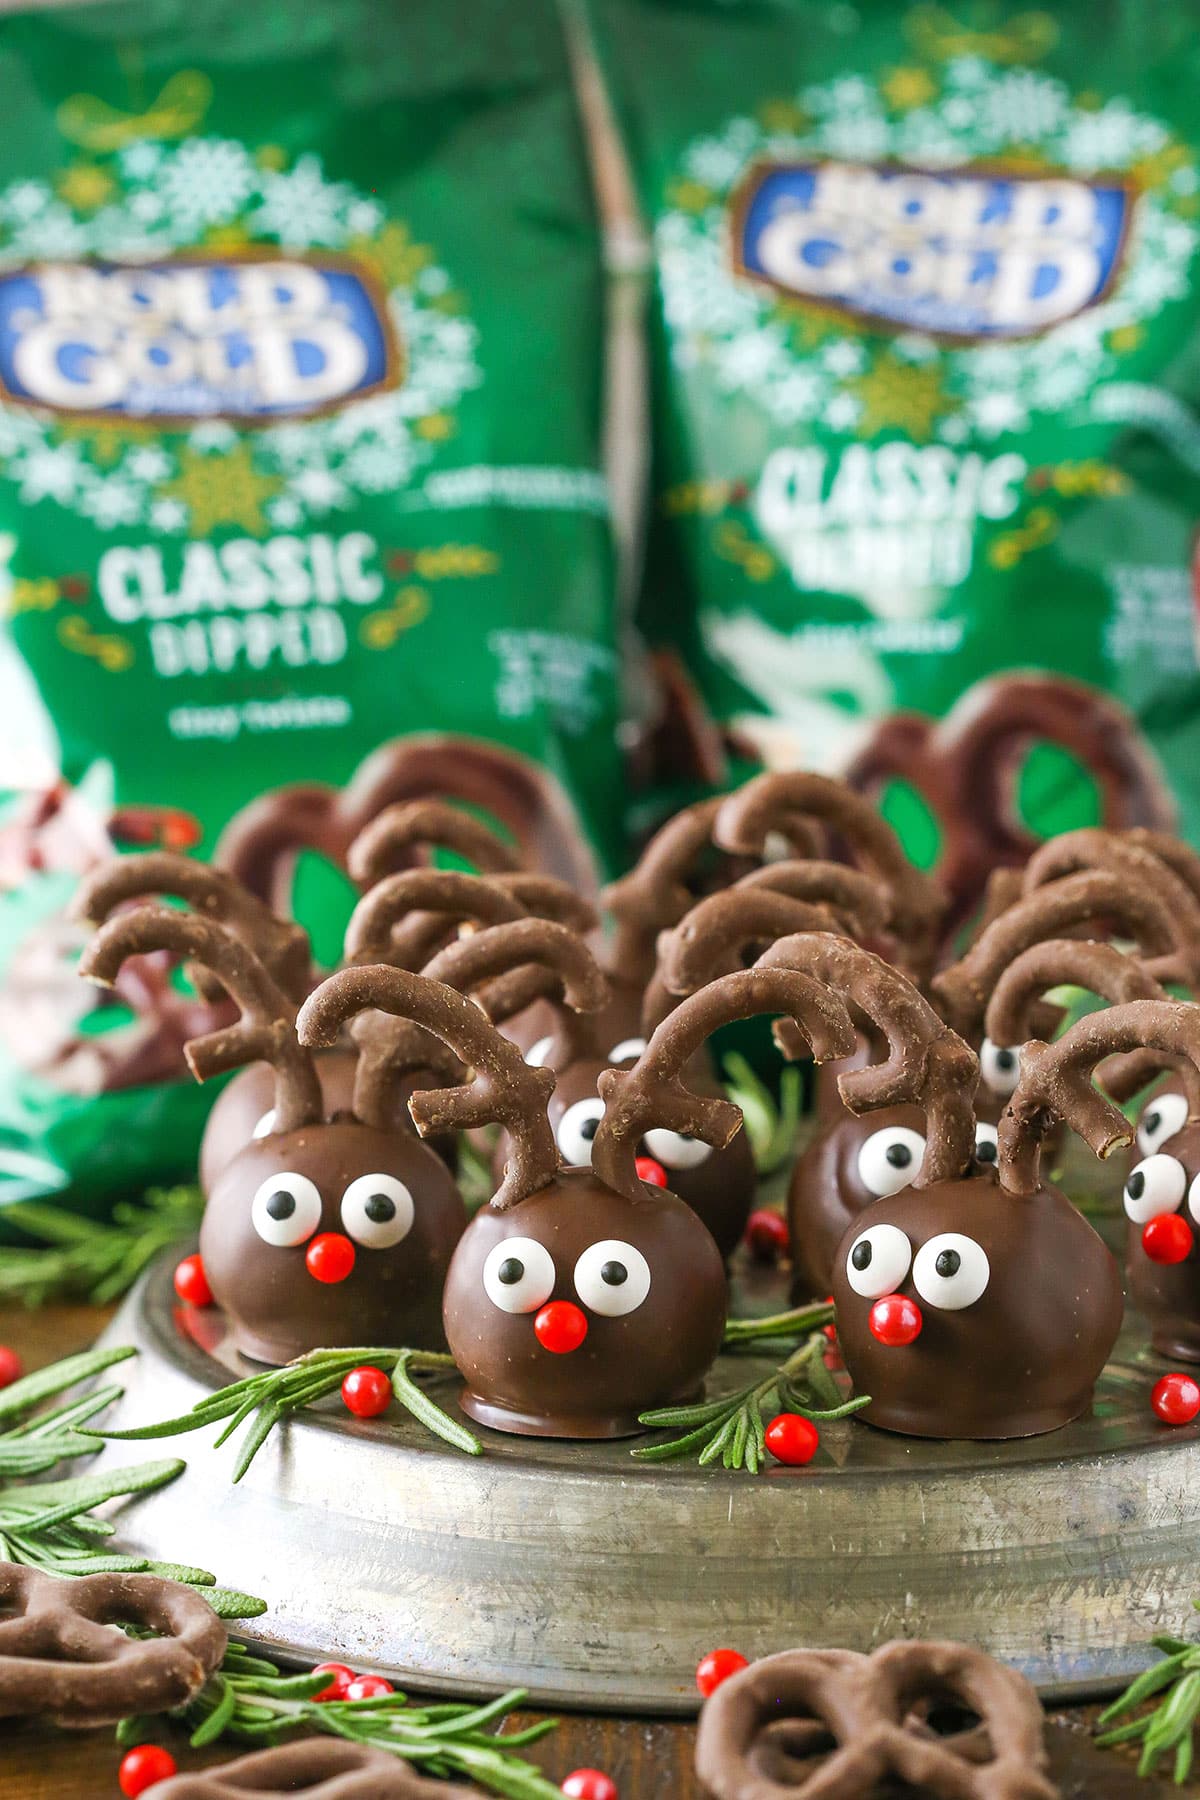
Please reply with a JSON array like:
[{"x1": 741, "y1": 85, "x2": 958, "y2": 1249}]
[
  {"x1": 0, "y1": 0, "x2": 620, "y2": 1212},
  {"x1": 585, "y1": 0, "x2": 1200, "y2": 904}
]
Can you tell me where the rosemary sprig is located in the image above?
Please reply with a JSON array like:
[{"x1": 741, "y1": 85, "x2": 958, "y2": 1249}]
[
  {"x1": 0, "y1": 1186, "x2": 203, "y2": 1307},
  {"x1": 722, "y1": 1298, "x2": 834, "y2": 1348},
  {"x1": 1096, "y1": 1602, "x2": 1200, "y2": 1783},
  {"x1": 117, "y1": 1642, "x2": 562, "y2": 1798},
  {"x1": 96, "y1": 1346, "x2": 482, "y2": 1480},
  {"x1": 634, "y1": 1332, "x2": 869, "y2": 1473},
  {"x1": 722, "y1": 1052, "x2": 803, "y2": 1176},
  {"x1": 0, "y1": 1342, "x2": 264, "y2": 1619}
]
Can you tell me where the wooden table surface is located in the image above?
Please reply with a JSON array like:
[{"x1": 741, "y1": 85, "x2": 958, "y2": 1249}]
[{"x1": 0, "y1": 1302, "x2": 1195, "y2": 1798}]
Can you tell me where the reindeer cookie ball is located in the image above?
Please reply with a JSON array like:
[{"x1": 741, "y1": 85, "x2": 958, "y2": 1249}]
[
  {"x1": 1121, "y1": 1095, "x2": 1200, "y2": 1363},
  {"x1": 830, "y1": 1001, "x2": 1200, "y2": 1440}
]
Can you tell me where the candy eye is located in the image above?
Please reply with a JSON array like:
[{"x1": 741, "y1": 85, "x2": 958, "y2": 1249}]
[
  {"x1": 482, "y1": 1237, "x2": 556, "y2": 1314},
  {"x1": 974, "y1": 1122, "x2": 999, "y2": 1166},
  {"x1": 1189, "y1": 1174, "x2": 1200, "y2": 1226},
  {"x1": 1138, "y1": 1092, "x2": 1189, "y2": 1156},
  {"x1": 525, "y1": 1035, "x2": 554, "y2": 1069},
  {"x1": 642, "y1": 1127, "x2": 713, "y2": 1170},
  {"x1": 979, "y1": 1038, "x2": 1021, "y2": 1098},
  {"x1": 251, "y1": 1172, "x2": 322, "y2": 1247},
  {"x1": 912, "y1": 1233, "x2": 990, "y2": 1310},
  {"x1": 608, "y1": 1037, "x2": 647, "y2": 1066},
  {"x1": 573, "y1": 1239, "x2": 651, "y2": 1317},
  {"x1": 251, "y1": 1109, "x2": 276, "y2": 1140},
  {"x1": 856, "y1": 1127, "x2": 926, "y2": 1198},
  {"x1": 340, "y1": 1173, "x2": 414, "y2": 1249},
  {"x1": 556, "y1": 1097, "x2": 606, "y2": 1165},
  {"x1": 1124, "y1": 1154, "x2": 1187, "y2": 1224},
  {"x1": 845, "y1": 1223, "x2": 912, "y2": 1298}
]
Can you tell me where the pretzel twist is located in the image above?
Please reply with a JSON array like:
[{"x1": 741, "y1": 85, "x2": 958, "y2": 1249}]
[
  {"x1": 153, "y1": 1739, "x2": 477, "y2": 1797},
  {"x1": 0, "y1": 1565, "x2": 226, "y2": 1728},
  {"x1": 593, "y1": 956, "x2": 857, "y2": 1203},
  {"x1": 298, "y1": 966, "x2": 558, "y2": 1210},
  {"x1": 422, "y1": 916, "x2": 608, "y2": 1030},
  {"x1": 344, "y1": 868, "x2": 529, "y2": 967},
  {"x1": 79, "y1": 906, "x2": 322, "y2": 1131},
  {"x1": 1019, "y1": 828, "x2": 1200, "y2": 985},
  {"x1": 985, "y1": 939, "x2": 1168, "y2": 1049},
  {"x1": 345, "y1": 797, "x2": 522, "y2": 889},
  {"x1": 999, "y1": 1000, "x2": 1200, "y2": 1195}
]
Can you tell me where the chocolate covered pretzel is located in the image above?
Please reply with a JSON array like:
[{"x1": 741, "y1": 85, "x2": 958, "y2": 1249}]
[
  {"x1": 82, "y1": 906, "x2": 467, "y2": 1364},
  {"x1": 0, "y1": 1564, "x2": 225, "y2": 1728},
  {"x1": 695, "y1": 1639, "x2": 1056, "y2": 1800},
  {"x1": 1016, "y1": 828, "x2": 1200, "y2": 987},
  {"x1": 154, "y1": 1740, "x2": 476, "y2": 1798},
  {"x1": 843, "y1": 673, "x2": 1175, "y2": 939}
]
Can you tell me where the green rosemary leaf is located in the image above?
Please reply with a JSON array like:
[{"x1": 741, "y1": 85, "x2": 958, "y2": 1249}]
[
  {"x1": 635, "y1": 1394, "x2": 733, "y2": 1430},
  {"x1": 0, "y1": 1345, "x2": 137, "y2": 1424},
  {"x1": 4, "y1": 1458, "x2": 185, "y2": 1531},
  {"x1": 0, "y1": 1188, "x2": 202, "y2": 1307},
  {"x1": 722, "y1": 1301, "x2": 834, "y2": 1346},
  {"x1": 392, "y1": 1353, "x2": 482, "y2": 1457},
  {"x1": 231, "y1": 1405, "x2": 284, "y2": 1484},
  {"x1": 189, "y1": 1676, "x2": 237, "y2": 1747},
  {"x1": 1098, "y1": 1651, "x2": 1191, "y2": 1724}
]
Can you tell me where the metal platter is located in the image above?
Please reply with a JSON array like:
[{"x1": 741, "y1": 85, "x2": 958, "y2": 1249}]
[{"x1": 92, "y1": 1174, "x2": 1200, "y2": 1717}]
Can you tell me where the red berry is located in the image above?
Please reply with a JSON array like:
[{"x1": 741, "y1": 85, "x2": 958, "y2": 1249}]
[
  {"x1": 695, "y1": 1648, "x2": 749, "y2": 1697},
  {"x1": 1143, "y1": 1214, "x2": 1195, "y2": 1265},
  {"x1": 745, "y1": 1209, "x2": 789, "y2": 1262},
  {"x1": 821, "y1": 1295, "x2": 838, "y2": 1342},
  {"x1": 0, "y1": 1346, "x2": 22, "y2": 1389},
  {"x1": 173, "y1": 1253, "x2": 213, "y2": 1307},
  {"x1": 764, "y1": 1412, "x2": 820, "y2": 1466},
  {"x1": 344, "y1": 1674, "x2": 394, "y2": 1701},
  {"x1": 562, "y1": 1772, "x2": 618, "y2": 1800},
  {"x1": 1152, "y1": 1372, "x2": 1200, "y2": 1426},
  {"x1": 119, "y1": 1745, "x2": 178, "y2": 1796},
  {"x1": 533, "y1": 1300, "x2": 588, "y2": 1354},
  {"x1": 311, "y1": 1661, "x2": 356, "y2": 1702},
  {"x1": 305, "y1": 1232, "x2": 356, "y2": 1284},
  {"x1": 635, "y1": 1155, "x2": 667, "y2": 1188},
  {"x1": 868, "y1": 1294, "x2": 923, "y2": 1346},
  {"x1": 341, "y1": 1366, "x2": 392, "y2": 1419}
]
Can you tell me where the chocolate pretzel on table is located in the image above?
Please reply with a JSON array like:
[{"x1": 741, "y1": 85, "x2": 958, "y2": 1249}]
[
  {"x1": 153, "y1": 1740, "x2": 477, "y2": 1799},
  {"x1": 0, "y1": 1564, "x2": 226, "y2": 1728},
  {"x1": 694, "y1": 1639, "x2": 1056, "y2": 1800}
]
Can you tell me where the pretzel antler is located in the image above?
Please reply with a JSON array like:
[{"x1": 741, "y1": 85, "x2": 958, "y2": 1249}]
[
  {"x1": 601, "y1": 798, "x2": 725, "y2": 977},
  {"x1": 985, "y1": 939, "x2": 1167, "y2": 1050},
  {"x1": 758, "y1": 933, "x2": 979, "y2": 1182},
  {"x1": 70, "y1": 850, "x2": 312, "y2": 1004},
  {"x1": 422, "y1": 917, "x2": 608, "y2": 1028},
  {"x1": 713, "y1": 772, "x2": 945, "y2": 980},
  {"x1": 999, "y1": 1000, "x2": 1200, "y2": 1195},
  {"x1": 344, "y1": 868, "x2": 530, "y2": 968},
  {"x1": 593, "y1": 951, "x2": 857, "y2": 1203},
  {"x1": 1019, "y1": 828, "x2": 1200, "y2": 985},
  {"x1": 79, "y1": 907, "x2": 322, "y2": 1131},
  {"x1": 298, "y1": 967, "x2": 558, "y2": 1210},
  {"x1": 484, "y1": 872, "x2": 598, "y2": 937},
  {"x1": 932, "y1": 869, "x2": 1179, "y2": 1041},
  {"x1": 345, "y1": 798, "x2": 521, "y2": 891}
]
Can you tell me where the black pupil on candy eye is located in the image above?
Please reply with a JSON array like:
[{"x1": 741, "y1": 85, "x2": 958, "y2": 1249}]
[
  {"x1": 1127, "y1": 1170, "x2": 1146, "y2": 1200},
  {"x1": 977, "y1": 1140, "x2": 997, "y2": 1164},
  {"x1": 851, "y1": 1241, "x2": 872, "y2": 1271},
  {"x1": 1145, "y1": 1112, "x2": 1161, "y2": 1135},
  {"x1": 601, "y1": 1261, "x2": 627, "y2": 1286},
  {"x1": 265, "y1": 1191, "x2": 295, "y2": 1221},
  {"x1": 995, "y1": 1049, "x2": 1016, "y2": 1073},
  {"x1": 364, "y1": 1194, "x2": 396, "y2": 1223},
  {"x1": 935, "y1": 1249, "x2": 961, "y2": 1279},
  {"x1": 498, "y1": 1258, "x2": 524, "y2": 1286},
  {"x1": 579, "y1": 1117, "x2": 600, "y2": 1142},
  {"x1": 885, "y1": 1143, "x2": 912, "y2": 1169}
]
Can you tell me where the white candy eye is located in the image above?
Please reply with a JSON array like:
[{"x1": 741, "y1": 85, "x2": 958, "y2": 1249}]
[
  {"x1": 573, "y1": 1238, "x2": 651, "y2": 1317},
  {"x1": 912, "y1": 1233, "x2": 990, "y2": 1310},
  {"x1": 556, "y1": 1097, "x2": 606, "y2": 1165},
  {"x1": 856, "y1": 1127, "x2": 925, "y2": 1198},
  {"x1": 642, "y1": 1126, "x2": 713, "y2": 1170},
  {"x1": 1138, "y1": 1092, "x2": 1189, "y2": 1156},
  {"x1": 1123, "y1": 1154, "x2": 1187, "y2": 1224},
  {"x1": 482, "y1": 1237, "x2": 556, "y2": 1314},
  {"x1": 251, "y1": 1109, "x2": 276, "y2": 1140},
  {"x1": 251, "y1": 1172, "x2": 322, "y2": 1247},
  {"x1": 845, "y1": 1223, "x2": 912, "y2": 1298},
  {"x1": 608, "y1": 1037, "x2": 647, "y2": 1065},
  {"x1": 980, "y1": 1038, "x2": 1021, "y2": 1098},
  {"x1": 340, "y1": 1174, "x2": 414, "y2": 1249},
  {"x1": 974, "y1": 1122, "x2": 999, "y2": 1167},
  {"x1": 1188, "y1": 1173, "x2": 1200, "y2": 1226},
  {"x1": 525, "y1": 1035, "x2": 554, "y2": 1069}
]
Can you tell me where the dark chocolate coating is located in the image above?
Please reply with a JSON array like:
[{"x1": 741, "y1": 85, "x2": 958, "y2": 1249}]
[
  {"x1": 1125, "y1": 1113, "x2": 1200, "y2": 1362},
  {"x1": 831, "y1": 1171, "x2": 1123, "y2": 1439},
  {"x1": 501, "y1": 976, "x2": 648, "y2": 1071},
  {"x1": 789, "y1": 1101, "x2": 928, "y2": 1301},
  {"x1": 442, "y1": 1166, "x2": 727, "y2": 1437},
  {"x1": 201, "y1": 1123, "x2": 466, "y2": 1365}
]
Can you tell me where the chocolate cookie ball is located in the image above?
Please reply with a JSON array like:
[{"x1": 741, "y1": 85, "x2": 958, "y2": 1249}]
[{"x1": 1122, "y1": 1114, "x2": 1200, "y2": 1361}]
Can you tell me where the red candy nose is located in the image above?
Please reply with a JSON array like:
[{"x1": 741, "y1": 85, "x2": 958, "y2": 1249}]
[
  {"x1": 635, "y1": 1155, "x2": 667, "y2": 1188},
  {"x1": 534, "y1": 1300, "x2": 589, "y2": 1354},
  {"x1": 306, "y1": 1233, "x2": 356, "y2": 1284},
  {"x1": 1143, "y1": 1213, "x2": 1195, "y2": 1264},
  {"x1": 869, "y1": 1293, "x2": 923, "y2": 1346}
]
